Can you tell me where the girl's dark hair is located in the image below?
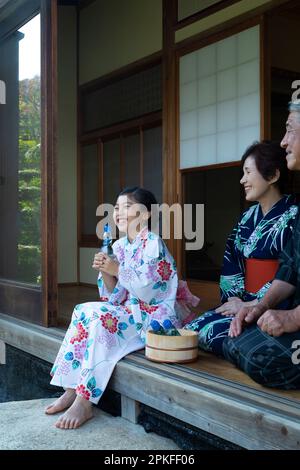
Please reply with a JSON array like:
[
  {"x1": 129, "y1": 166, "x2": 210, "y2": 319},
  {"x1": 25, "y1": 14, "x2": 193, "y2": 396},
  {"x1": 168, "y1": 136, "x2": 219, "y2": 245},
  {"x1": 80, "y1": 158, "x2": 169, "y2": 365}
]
[
  {"x1": 118, "y1": 186, "x2": 157, "y2": 229},
  {"x1": 241, "y1": 140, "x2": 288, "y2": 193}
]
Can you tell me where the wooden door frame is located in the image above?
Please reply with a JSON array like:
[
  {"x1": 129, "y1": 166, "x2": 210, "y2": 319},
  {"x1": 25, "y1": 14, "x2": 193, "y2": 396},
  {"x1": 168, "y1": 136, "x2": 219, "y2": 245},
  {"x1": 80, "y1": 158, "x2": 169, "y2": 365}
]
[
  {"x1": 0, "y1": 0, "x2": 58, "y2": 326},
  {"x1": 40, "y1": 0, "x2": 58, "y2": 327},
  {"x1": 162, "y1": 0, "x2": 178, "y2": 263}
]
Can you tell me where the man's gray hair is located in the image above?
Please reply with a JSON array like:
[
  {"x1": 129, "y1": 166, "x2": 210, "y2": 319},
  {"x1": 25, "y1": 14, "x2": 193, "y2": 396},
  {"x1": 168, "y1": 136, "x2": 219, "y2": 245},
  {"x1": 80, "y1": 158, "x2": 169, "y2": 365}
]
[{"x1": 289, "y1": 101, "x2": 300, "y2": 123}]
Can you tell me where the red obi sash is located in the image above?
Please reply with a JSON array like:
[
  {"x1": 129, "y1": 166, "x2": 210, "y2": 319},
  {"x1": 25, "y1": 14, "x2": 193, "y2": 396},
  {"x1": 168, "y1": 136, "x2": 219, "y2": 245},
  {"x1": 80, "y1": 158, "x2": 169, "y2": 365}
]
[{"x1": 245, "y1": 258, "x2": 279, "y2": 293}]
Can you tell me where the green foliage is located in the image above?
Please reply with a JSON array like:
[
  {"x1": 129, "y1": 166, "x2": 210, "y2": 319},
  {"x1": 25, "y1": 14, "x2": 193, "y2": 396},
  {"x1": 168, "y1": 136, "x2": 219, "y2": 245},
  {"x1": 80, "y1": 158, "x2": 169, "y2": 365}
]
[
  {"x1": 18, "y1": 245, "x2": 41, "y2": 284},
  {"x1": 17, "y1": 76, "x2": 41, "y2": 284},
  {"x1": 19, "y1": 77, "x2": 41, "y2": 142}
]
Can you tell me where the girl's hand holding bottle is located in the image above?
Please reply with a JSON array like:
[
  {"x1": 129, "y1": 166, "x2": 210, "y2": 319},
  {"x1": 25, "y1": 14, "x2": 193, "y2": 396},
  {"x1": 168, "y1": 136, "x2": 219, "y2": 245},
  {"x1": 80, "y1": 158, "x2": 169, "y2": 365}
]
[{"x1": 92, "y1": 253, "x2": 119, "y2": 277}]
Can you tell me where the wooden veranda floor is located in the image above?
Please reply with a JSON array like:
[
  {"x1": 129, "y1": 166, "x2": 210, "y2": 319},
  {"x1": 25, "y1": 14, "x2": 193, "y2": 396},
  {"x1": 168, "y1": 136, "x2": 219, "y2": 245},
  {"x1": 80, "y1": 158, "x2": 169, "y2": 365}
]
[{"x1": 58, "y1": 285, "x2": 300, "y2": 402}]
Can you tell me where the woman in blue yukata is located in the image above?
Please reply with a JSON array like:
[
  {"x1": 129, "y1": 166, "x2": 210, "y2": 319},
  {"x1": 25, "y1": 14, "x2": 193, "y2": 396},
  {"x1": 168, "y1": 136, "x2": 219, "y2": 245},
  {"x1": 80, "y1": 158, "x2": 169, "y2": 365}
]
[
  {"x1": 185, "y1": 141, "x2": 298, "y2": 357},
  {"x1": 46, "y1": 187, "x2": 183, "y2": 429}
]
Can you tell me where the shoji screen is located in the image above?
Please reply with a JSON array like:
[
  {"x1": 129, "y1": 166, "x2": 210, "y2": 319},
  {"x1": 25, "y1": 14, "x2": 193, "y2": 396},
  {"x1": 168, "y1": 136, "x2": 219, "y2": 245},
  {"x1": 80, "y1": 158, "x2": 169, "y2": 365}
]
[{"x1": 179, "y1": 25, "x2": 260, "y2": 169}]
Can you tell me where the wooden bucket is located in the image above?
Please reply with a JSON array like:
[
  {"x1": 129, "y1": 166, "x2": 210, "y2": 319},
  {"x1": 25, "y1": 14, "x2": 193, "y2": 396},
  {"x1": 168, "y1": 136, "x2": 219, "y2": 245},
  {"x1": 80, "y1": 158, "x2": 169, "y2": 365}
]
[{"x1": 145, "y1": 329, "x2": 198, "y2": 363}]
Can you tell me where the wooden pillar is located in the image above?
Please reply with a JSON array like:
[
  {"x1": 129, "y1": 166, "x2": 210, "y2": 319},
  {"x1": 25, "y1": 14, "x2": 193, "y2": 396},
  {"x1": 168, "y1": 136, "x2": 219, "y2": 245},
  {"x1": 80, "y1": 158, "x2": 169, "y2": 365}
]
[
  {"x1": 41, "y1": 0, "x2": 58, "y2": 326},
  {"x1": 162, "y1": 0, "x2": 181, "y2": 272},
  {"x1": 260, "y1": 14, "x2": 271, "y2": 141},
  {"x1": 121, "y1": 395, "x2": 140, "y2": 424},
  {"x1": 0, "y1": 340, "x2": 6, "y2": 365}
]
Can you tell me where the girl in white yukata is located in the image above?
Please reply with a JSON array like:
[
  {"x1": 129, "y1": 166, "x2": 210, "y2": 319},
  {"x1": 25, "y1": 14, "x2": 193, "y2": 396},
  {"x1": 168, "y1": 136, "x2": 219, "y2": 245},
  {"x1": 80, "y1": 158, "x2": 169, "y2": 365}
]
[{"x1": 45, "y1": 187, "x2": 181, "y2": 429}]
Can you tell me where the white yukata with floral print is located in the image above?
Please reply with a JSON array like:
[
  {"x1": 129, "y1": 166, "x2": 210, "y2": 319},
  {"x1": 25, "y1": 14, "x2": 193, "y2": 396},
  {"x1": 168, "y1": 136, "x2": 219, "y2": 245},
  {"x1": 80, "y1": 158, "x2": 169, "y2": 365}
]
[{"x1": 50, "y1": 228, "x2": 180, "y2": 404}]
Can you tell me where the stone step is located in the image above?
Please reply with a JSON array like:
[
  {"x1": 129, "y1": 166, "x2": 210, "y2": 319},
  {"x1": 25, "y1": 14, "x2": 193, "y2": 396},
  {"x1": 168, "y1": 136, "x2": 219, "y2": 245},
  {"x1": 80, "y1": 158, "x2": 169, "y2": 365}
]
[{"x1": 0, "y1": 398, "x2": 179, "y2": 450}]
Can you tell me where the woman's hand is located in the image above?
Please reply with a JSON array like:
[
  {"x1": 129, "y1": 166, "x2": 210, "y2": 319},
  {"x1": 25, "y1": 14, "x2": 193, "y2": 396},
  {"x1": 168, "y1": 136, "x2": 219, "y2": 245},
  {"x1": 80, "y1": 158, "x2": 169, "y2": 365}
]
[
  {"x1": 92, "y1": 253, "x2": 119, "y2": 277},
  {"x1": 229, "y1": 303, "x2": 266, "y2": 337},
  {"x1": 215, "y1": 297, "x2": 258, "y2": 317},
  {"x1": 215, "y1": 297, "x2": 243, "y2": 316}
]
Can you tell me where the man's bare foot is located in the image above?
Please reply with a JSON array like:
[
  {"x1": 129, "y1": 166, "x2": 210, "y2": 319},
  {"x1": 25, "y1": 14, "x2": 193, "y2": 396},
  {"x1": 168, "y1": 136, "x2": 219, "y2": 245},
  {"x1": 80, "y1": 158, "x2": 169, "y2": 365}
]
[
  {"x1": 55, "y1": 395, "x2": 93, "y2": 429},
  {"x1": 45, "y1": 389, "x2": 76, "y2": 415}
]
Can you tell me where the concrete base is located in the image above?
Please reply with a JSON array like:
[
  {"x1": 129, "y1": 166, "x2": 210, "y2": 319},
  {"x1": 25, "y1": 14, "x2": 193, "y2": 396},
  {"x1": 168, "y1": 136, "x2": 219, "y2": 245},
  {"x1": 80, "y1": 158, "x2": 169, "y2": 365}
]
[
  {"x1": 0, "y1": 398, "x2": 179, "y2": 450},
  {"x1": 0, "y1": 340, "x2": 5, "y2": 364}
]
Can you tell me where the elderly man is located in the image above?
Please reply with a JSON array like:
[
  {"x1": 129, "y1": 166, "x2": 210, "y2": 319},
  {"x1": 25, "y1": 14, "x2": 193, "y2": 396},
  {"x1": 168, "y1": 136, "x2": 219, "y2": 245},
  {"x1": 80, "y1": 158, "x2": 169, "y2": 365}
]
[{"x1": 222, "y1": 101, "x2": 300, "y2": 389}]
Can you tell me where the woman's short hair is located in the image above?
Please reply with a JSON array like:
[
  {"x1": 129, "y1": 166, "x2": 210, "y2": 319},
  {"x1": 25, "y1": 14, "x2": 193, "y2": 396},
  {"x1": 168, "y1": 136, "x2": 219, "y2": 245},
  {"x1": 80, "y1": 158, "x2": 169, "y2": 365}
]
[{"x1": 241, "y1": 141, "x2": 288, "y2": 193}]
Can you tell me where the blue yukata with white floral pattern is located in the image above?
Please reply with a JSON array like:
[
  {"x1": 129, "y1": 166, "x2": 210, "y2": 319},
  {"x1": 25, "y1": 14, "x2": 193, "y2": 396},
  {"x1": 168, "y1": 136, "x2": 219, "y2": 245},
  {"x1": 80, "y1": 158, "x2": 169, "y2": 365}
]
[
  {"x1": 50, "y1": 228, "x2": 180, "y2": 404},
  {"x1": 185, "y1": 195, "x2": 298, "y2": 356}
]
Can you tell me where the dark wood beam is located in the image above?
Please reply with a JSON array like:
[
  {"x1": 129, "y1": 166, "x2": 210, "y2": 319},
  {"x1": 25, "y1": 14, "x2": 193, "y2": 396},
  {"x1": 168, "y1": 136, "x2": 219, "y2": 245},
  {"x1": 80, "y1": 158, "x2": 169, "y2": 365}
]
[
  {"x1": 40, "y1": 0, "x2": 58, "y2": 327},
  {"x1": 162, "y1": 0, "x2": 180, "y2": 269}
]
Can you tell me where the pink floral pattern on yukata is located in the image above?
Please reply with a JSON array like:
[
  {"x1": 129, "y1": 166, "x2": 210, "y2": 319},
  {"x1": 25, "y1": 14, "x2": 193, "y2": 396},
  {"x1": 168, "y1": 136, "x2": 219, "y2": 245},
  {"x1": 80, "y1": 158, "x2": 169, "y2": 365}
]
[
  {"x1": 100, "y1": 312, "x2": 118, "y2": 334},
  {"x1": 70, "y1": 322, "x2": 88, "y2": 344},
  {"x1": 139, "y1": 300, "x2": 158, "y2": 315},
  {"x1": 74, "y1": 340, "x2": 87, "y2": 361},
  {"x1": 57, "y1": 360, "x2": 71, "y2": 376},
  {"x1": 115, "y1": 245, "x2": 125, "y2": 264},
  {"x1": 76, "y1": 384, "x2": 91, "y2": 400},
  {"x1": 145, "y1": 263, "x2": 159, "y2": 282},
  {"x1": 97, "y1": 328, "x2": 117, "y2": 349},
  {"x1": 119, "y1": 267, "x2": 136, "y2": 282},
  {"x1": 157, "y1": 260, "x2": 172, "y2": 281}
]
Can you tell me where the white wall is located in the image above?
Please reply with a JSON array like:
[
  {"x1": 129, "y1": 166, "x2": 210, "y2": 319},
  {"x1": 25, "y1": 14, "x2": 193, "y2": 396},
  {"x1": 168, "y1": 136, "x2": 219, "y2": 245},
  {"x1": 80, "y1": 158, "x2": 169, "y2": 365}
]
[
  {"x1": 79, "y1": 247, "x2": 99, "y2": 285},
  {"x1": 79, "y1": 0, "x2": 162, "y2": 84},
  {"x1": 175, "y1": 0, "x2": 271, "y2": 43}
]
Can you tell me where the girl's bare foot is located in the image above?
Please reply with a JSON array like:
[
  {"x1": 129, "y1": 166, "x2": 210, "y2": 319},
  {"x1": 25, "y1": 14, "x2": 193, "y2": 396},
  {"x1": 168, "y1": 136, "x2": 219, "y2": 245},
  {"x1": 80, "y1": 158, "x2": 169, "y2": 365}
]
[
  {"x1": 55, "y1": 395, "x2": 93, "y2": 429},
  {"x1": 45, "y1": 389, "x2": 76, "y2": 415}
]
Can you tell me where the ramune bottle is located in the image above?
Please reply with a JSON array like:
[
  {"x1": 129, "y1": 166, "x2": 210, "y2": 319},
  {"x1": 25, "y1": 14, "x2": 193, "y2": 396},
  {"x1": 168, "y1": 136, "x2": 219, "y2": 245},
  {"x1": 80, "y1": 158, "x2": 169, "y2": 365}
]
[
  {"x1": 150, "y1": 320, "x2": 166, "y2": 335},
  {"x1": 162, "y1": 319, "x2": 181, "y2": 336},
  {"x1": 101, "y1": 223, "x2": 113, "y2": 256}
]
